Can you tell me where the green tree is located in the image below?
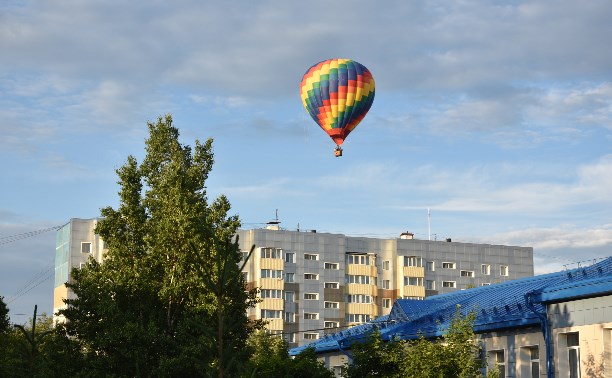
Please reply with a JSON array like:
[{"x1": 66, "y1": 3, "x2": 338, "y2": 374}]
[
  {"x1": 345, "y1": 309, "x2": 487, "y2": 378},
  {"x1": 343, "y1": 330, "x2": 406, "y2": 378},
  {"x1": 60, "y1": 115, "x2": 261, "y2": 377},
  {"x1": 0, "y1": 296, "x2": 9, "y2": 333},
  {"x1": 243, "y1": 331, "x2": 334, "y2": 378}
]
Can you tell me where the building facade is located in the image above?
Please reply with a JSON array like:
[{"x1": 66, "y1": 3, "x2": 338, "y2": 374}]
[
  {"x1": 53, "y1": 219, "x2": 106, "y2": 323},
  {"x1": 291, "y1": 257, "x2": 612, "y2": 378},
  {"x1": 53, "y1": 219, "x2": 534, "y2": 348},
  {"x1": 237, "y1": 225, "x2": 533, "y2": 348}
]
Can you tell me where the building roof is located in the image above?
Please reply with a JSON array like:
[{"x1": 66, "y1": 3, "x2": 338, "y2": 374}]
[{"x1": 289, "y1": 257, "x2": 612, "y2": 356}]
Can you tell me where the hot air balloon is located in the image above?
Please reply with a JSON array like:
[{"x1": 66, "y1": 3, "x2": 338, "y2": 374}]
[{"x1": 300, "y1": 58, "x2": 375, "y2": 157}]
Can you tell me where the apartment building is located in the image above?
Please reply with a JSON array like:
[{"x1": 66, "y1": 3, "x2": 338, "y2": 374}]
[
  {"x1": 237, "y1": 224, "x2": 533, "y2": 348},
  {"x1": 53, "y1": 219, "x2": 534, "y2": 347}
]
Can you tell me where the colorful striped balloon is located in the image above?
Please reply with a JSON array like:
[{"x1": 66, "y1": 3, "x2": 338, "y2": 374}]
[{"x1": 300, "y1": 58, "x2": 375, "y2": 149}]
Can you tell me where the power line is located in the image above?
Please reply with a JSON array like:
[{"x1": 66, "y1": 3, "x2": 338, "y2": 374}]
[
  {"x1": 0, "y1": 226, "x2": 62, "y2": 246},
  {"x1": 6, "y1": 270, "x2": 54, "y2": 305}
]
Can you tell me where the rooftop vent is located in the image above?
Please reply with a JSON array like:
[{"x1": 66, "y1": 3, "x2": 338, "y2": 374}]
[{"x1": 445, "y1": 238, "x2": 452, "y2": 242}]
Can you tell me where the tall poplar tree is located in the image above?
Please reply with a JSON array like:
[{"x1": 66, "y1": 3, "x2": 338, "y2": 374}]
[{"x1": 60, "y1": 115, "x2": 261, "y2": 377}]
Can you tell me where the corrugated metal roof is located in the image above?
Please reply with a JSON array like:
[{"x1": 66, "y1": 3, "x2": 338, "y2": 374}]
[{"x1": 289, "y1": 257, "x2": 612, "y2": 356}]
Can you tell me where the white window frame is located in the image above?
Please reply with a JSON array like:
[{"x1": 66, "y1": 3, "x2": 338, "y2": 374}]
[
  {"x1": 304, "y1": 273, "x2": 319, "y2": 280},
  {"x1": 426, "y1": 261, "x2": 435, "y2": 271},
  {"x1": 489, "y1": 350, "x2": 506, "y2": 378},
  {"x1": 324, "y1": 301, "x2": 339, "y2": 309},
  {"x1": 324, "y1": 282, "x2": 339, "y2": 289},
  {"x1": 261, "y1": 247, "x2": 282, "y2": 259},
  {"x1": 284, "y1": 312, "x2": 295, "y2": 323},
  {"x1": 285, "y1": 252, "x2": 295, "y2": 263},
  {"x1": 500, "y1": 265, "x2": 509, "y2": 276},
  {"x1": 324, "y1": 262, "x2": 339, "y2": 270},
  {"x1": 303, "y1": 312, "x2": 319, "y2": 320},
  {"x1": 284, "y1": 272, "x2": 294, "y2": 283},
  {"x1": 404, "y1": 276, "x2": 424, "y2": 286},
  {"x1": 382, "y1": 279, "x2": 390, "y2": 289},
  {"x1": 303, "y1": 332, "x2": 319, "y2": 340},
  {"x1": 460, "y1": 270, "x2": 474, "y2": 277},
  {"x1": 303, "y1": 293, "x2": 319, "y2": 300},
  {"x1": 426, "y1": 280, "x2": 435, "y2": 290},
  {"x1": 481, "y1": 264, "x2": 491, "y2": 275},
  {"x1": 304, "y1": 253, "x2": 319, "y2": 261},
  {"x1": 325, "y1": 321, "x2": 339, "y2": 328},
  {"x1": 81, "y1": 242, "x2": 92, "y2": 253},
  {"x1": 382, "y1": 260, "x2": 390, "y2": 270},
  {"x1": 404, "y1": 256, "x2": 423, "y2": 267},
  {"x1": 284, "y1": 291, "x2": 294, "y2": 302},
  {"x1": 442, "y1": 262, "x2": 456, "y2": 269},
  {"x1": 382, "y1": 298, "x2": 391, "y2": 308},
  {"x1": 442, "y1": 281, "x2": 456, "y2": 288}
]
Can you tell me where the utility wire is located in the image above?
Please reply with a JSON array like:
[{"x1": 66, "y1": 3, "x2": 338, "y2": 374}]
[{"x1": 0, "y1": 226, "x2": 62, "y2": 246}]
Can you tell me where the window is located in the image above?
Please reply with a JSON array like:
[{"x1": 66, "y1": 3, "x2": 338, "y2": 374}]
[
  {"x1": 304, "y1": 253, "x2": 318, "y2": 261},
  {"x1": 442, "y1": 262, "x2": 456, "y2": 269},
  {"x1": 460, "y1": 270, "x2": 474, "y2": 277},
  {"x1": 79, "y1": 262, "x2": 86, "y2": 269},
  {"x1": 284, "y1": 312, "x2": 295, "y2": 323},
  {"x1": 481, "y1": 264, "x2": 491, "y2": 275},
  {"x1": 346, "y1": 314, "x2": 371, "y2": 323},
  {"x1": 346, "y1": 275, "x2": 371, "y2": 284},
  {"x1": 261, "y1": 269, "x2": 283, "y2": 279},
  {"x1": 382, "y1": 279, "x2": 390, "y2": 289},
  {"x1": 304, "y1": 293, "x2": 318, "y2": 300},
  {"x1": 404, "y1": 256, "x2": 423, "y2": 267},
  {"x1": 346, "y1": 294, "x2": 372, "y2": 303},
  {"x1": 324, "y1": 282, "x2": 339, "y2": 289},
  {"x1": 285, "y1": 252, "x2": 295, "y2": 263},
  {"x1": 566, "y1": 333, "x2": 580, "y2": 378},
  {"x1": 382, "y1": 298, "x2": 391, "y2": 308},
  {"x1": 490, "y1": 350, "x2": 505, "y2": 378},
  {"x1": 285, "y1": 291, "x2": 294, "y2": 303},
  {"x1": 241, "y1": 251, "x2": 249, "y2": 261},
  {"x1": 304, "y1": 273, "x2": 318, "y2": 280},
  {"x1": 284, "y1": 333, "x2": 295, "y2": 342},
  {"x1": 347, "y1": 254, "x2": 371, "y2": 265},
  {"x1": 426, "y1": 280, "x2": 435, "y2": 290},
  {"x1": 325, "y1": 321, "x2": 339, "y2": 328},
  {"x1": 260, "y1": 309, "x2": 282, "y2": 318},
  {"x1": 324, "y1": 262, "x2": 339, "y2": 270},
  {"x1": 521, "y1": 346, "x2": 539, "y2": 378},
  {"x1": 442, "y1": 281, "x2": 456, "y2": 288},
  {"x1": 261, "y1": 247, "x2": 282, "y2": 259},
  {"x1": 404, "y1": 296, "x2": 424, "y2": 300},
  {"x1": 426, "y1": 261, "x2": 435, "y2": 271},
  {"x1": 382, "y1": 260, "x2": 390, "y2": 270},
  {"x1": 481, "y1": 283, "x2": 491, "y2": 286},
  {"x1": 404, "y1": 276, "x2": 424, "y2": 286},
  {"x1": 324, "y1": 301, "x2": 339, "y2": 309},
  {"x1": 304, "y1": 333, "x2": 319, "y2": 340},
  {"x1": 284, "y1": 273, "x2": 294, "y2": 283},
  {"x1": 304, "y1": 312, "x2": 319, "y2": 320},
  {"x1": 500, "y1": 265, "x2": 509, "y2": 276},
  {"x1": 260, "y1": 289, "x2": 282, "y2": 298},
  {"x1": 81, "y1": 242, "x2": 92, "y2": 253}
]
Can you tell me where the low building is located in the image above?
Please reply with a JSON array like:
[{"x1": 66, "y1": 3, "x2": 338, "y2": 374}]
[{"x1": 290, "y1": 257, "x2": 612, "y2": 378}]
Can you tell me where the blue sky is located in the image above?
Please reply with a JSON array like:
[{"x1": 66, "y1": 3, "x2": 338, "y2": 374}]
[{"x1": 1, "y1": 0, "x2": 611, "y2": 323}]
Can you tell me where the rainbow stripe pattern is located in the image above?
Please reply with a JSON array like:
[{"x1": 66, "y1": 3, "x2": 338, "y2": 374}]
[{"x1": 300, "y1": 58, "x2": 375, "y2": 146}]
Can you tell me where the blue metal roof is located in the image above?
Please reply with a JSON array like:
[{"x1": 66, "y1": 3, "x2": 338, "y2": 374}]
[{"x1": 289, "y1": 257, "x2": 612, "y2": 356}]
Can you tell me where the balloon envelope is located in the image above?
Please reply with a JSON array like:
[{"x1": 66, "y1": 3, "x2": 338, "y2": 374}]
[{"x1": 300, "y1": 58, "x2": 375, "y2": 146}]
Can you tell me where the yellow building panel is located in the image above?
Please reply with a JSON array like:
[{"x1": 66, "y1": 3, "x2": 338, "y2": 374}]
[
  {"x1": 260, "y1": 278, "x2": 284, "y2": 290},
  {"x1": 260, "y1": 258, "x2": 284, "y2": 270},
  {"x1": 346, "y1": 284, "x2": 377, "y2": 295},
  {"x1": 265, "y1": 318, "x2": 284, "y2": 331},
  {"x1": 260, "y1": 298, "x2": 284, "y2": 310},
  {"x1": 402, "y1": 285, "x2": 425, "y2": 297},
  {"x1": 347, "y1": 264, "x2": 377, "y2": 276},
  {"x1": 53, "y1": 285, "x2": 68, "y2": 309},
  {"x1": 403, "y1": 266, "x2": 425, "y2": 277},
  {"x1": 346, "y1": 303, "x2": 378, "y2": 316}
]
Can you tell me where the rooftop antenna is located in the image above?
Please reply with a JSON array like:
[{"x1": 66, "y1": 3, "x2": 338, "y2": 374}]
[
  {"x1": 428, "y1": 208, "x2": 431, "y2": 241},
  {"x1": 265, "y1": 209, "x2": 281, "y2": 230}
]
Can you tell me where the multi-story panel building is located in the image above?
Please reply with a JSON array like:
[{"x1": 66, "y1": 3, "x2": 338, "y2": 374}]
[
  {"x1": 237, "y1": 225, "x2": 533, "y2": 348},
  {"x1": 53, "y1": 219, "x2": 534, "y2": 347}
]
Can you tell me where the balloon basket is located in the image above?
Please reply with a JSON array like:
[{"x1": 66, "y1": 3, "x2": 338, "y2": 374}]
[{"x1": 334, "y1": 147, "x2": 343, "y2": 157}]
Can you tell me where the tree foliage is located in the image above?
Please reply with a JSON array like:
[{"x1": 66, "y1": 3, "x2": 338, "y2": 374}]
[
  {"x1": 59, "y1": 114, "x2": 261, "y2": 377},
  {"x1": 244, "y1": 331, "x2": 334, "y2": 378},
  {"x1": 344, "y1": 308, "x2": 490, "y2": 378}
]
